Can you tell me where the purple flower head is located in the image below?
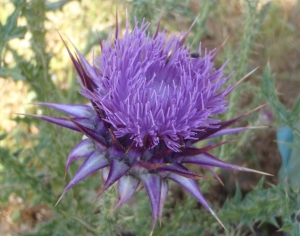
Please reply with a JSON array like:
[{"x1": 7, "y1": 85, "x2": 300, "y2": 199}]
[
  {"x1": 27, "y1": 17, "x2": 269, "y2": 234},
  {"x1": 86, "y1": 20, "x2": 231, "y2": 151}
]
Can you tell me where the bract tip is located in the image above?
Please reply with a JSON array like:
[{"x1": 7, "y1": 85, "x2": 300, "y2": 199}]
[
  {"x1": 236, "y1": 67, "x2": 259, "y2": 86},
  {"x1": 211, "y1": 36, "x2": 229, "y2": 61},
  {"x1": 244, "y1": 104, "x2": 267, "y2": 117},
  {"x1": 55, "y1": 193, "x2": 65, "y2": 207},
  {"x1": 208, "y1": 208, "x2": 227, "y2": 232}
]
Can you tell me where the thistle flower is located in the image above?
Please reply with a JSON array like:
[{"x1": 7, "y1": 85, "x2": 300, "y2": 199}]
[{"x1": 27, "y1": 17, "x2": 268, "y2": 234}]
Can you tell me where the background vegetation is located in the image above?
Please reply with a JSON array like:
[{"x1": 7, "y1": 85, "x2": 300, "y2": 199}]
[{"x1": 0, "y1": 0, "x2": 300, "y2": 235}]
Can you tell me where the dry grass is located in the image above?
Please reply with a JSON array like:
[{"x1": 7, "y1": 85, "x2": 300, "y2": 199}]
[{"x1": 0, "y1": 194, "x2": 54, "y2": 236}]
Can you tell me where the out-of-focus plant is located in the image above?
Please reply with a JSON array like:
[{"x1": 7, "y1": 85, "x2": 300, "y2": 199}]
[
  {"x1": 262, "y1": 64, "x2": 300, "y2": 187},
  {"x1": 128, "y1": 0, "x2": 215, "y2": 41},
  {"x1": 220, "y1": 0, "x2": 271, "y2": 162},
  {"x1": 0, "y1": 1, "x2": 26, "y2": 80},
  {"x1": 1, "y1": 0, "x2": 300, "y2": 235}
]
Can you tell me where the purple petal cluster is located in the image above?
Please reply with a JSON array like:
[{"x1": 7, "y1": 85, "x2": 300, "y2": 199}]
[
  {"x1": 81, "y1": 21, "x2": 231, "y2": 151},
  {"x1": 27, "y1": 18, "x2": 268, "y2": 233}
]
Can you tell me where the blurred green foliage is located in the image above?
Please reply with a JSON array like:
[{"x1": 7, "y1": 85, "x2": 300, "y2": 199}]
[
  {"x1": 262, "y1": 63, "x2": 300, "y2": 195},
  {"x1": 262, "y1": 63, "x2": 300, "y2": 138},
  {"x1": 0, "y1": 0, "x2": 300, "y2": 235}
]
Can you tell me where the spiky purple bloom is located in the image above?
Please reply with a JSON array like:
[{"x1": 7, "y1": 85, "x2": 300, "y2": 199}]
[{"x1": 27, "y1": 19, "x2": 268, "y2": 233}]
